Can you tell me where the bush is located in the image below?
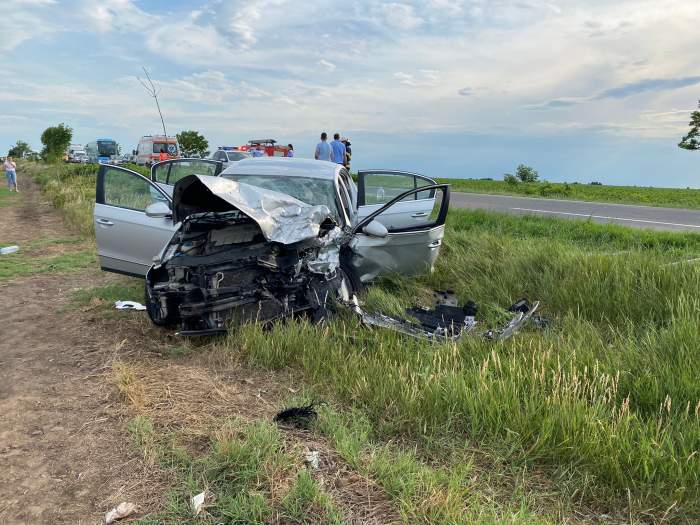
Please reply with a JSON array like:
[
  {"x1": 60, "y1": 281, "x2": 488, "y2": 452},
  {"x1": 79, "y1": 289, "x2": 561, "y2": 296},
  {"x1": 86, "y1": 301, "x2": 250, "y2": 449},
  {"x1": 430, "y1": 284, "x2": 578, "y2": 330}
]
[
  {"x1": 503, "y1": 173, "x2": 518, "y2": 185},
  {"x1": 516, "y1": 164, "x2": 539, "y2": 183}
]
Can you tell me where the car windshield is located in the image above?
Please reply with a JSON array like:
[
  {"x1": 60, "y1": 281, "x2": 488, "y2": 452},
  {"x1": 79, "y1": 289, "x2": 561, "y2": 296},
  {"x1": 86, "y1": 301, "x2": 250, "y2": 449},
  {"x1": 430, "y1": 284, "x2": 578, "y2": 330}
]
[
  {"x1": 222, "y1": 174, "x2": 340, "y2": 221},
  {"x1": 153, "y1": 143, "x2": 178, "y2": 154},
  {"x1": 226, "y1": 151, "x2": 247, "y2": 161},
  {"x1": 97, "y1": 142, "x2": 117, "y2": 156}
]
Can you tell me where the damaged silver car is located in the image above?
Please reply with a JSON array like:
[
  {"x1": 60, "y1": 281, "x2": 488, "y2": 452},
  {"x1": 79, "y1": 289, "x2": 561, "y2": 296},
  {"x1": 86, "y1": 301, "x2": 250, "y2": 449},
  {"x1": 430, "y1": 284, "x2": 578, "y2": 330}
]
[{"x1": 94, "y1": 158, "x2": 450, "y2": 336}]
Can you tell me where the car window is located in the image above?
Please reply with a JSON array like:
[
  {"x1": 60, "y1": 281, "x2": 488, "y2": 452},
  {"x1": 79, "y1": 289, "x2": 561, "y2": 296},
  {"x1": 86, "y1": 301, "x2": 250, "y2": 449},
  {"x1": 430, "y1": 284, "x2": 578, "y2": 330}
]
[
  {"x1": 363, "y1": 172, "x2": 415, "y2": 205},
  {"x1": 226, "y1": 151, "x2": 247, "y2": 161},
  {"x1": 168, "y1": 161, "x2": 218, "y2": 184},
  {"x1": 152, "y1": 162, "x2": 169, "y2": 183},
  {"x1": 223, "y1": 174, "x2": 340, "y2": 221},
  {"x1": 103, "y1": 167, "x2": 164, "y2": 211}
]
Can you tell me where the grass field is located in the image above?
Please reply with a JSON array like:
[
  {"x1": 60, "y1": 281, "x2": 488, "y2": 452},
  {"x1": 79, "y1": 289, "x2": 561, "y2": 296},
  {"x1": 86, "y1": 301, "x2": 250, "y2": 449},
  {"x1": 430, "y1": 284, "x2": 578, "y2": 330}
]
[
  {"x1": 438, "y1": 177, "x2": 700, "y2": 209},
  {"x1": 29, "y1": 161, "x2": 700, "y2": 523}
]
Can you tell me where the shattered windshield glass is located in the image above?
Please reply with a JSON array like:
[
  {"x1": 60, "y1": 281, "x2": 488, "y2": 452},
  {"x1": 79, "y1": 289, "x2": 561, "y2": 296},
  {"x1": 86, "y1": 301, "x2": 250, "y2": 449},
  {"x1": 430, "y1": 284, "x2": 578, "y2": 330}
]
[{"x1": 222, "y1": 174, "x2": 340, "y2": 221}]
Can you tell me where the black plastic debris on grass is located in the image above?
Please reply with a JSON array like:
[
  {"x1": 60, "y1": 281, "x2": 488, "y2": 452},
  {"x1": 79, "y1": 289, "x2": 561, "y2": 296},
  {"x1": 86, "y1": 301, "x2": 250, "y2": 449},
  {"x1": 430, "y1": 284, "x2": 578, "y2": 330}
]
[
  {"x1": 350, "y1": 291, "x2": 540, "y2": 342},
  {"x1": 273, "y1": 403, "x2": 319, "y2": 429},
  {"x1": 508, "y1": 298, "x2": 551, "y2": 330}
]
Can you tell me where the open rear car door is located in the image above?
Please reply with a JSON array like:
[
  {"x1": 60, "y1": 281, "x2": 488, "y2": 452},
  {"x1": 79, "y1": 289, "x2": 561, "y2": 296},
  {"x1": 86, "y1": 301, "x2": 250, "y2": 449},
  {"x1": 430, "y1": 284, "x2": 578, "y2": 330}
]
[
  {"x1": 151, "y1": 159, "x2": 223, "y2": 197},
  {"x1": 356, "y1": 170, "x2": 437, "y2": 229},
  {"x1": 350, "y1": 184, "x2": 449, "y2": 282},
  {"x1": 94, "y1": 165, "x2": 177, "y2": 276}
]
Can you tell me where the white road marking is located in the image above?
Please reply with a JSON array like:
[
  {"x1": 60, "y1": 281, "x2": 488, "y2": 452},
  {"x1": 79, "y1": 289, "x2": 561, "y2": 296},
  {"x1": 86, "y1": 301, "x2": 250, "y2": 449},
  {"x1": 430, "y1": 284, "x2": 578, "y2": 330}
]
[{"x1": 511, "y1": 207, "x2": 700, "y2": 229}]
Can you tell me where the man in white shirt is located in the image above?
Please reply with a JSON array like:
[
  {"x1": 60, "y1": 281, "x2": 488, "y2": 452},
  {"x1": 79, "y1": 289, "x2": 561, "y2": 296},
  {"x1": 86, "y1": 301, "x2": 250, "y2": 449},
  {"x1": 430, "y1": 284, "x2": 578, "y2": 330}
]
[{"x1": 314, "y1": 132, "x2": 332, "y2": 161}]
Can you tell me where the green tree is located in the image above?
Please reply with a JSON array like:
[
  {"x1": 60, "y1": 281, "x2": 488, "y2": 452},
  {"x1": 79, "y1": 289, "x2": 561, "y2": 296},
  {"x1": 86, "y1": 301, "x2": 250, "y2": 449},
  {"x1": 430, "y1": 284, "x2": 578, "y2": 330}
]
[
  {"x1": 503, "y1": 173, "x2": 518, "y2": 185},
  {"x1": 8, "y1": 140, "x2": 31, "y2": 158},
  {"x1": 40, "y1": 123, "x2": 73, "y2": 162},
  {"x1": 176, "y1": 130, "x2": 209, "y2": 158},
  {"x1": 679, "y1": 100, "x2": 700, "y2": 151},
  {"x1": 516, "y1": 164, "x2": 539, "y2": 183}
]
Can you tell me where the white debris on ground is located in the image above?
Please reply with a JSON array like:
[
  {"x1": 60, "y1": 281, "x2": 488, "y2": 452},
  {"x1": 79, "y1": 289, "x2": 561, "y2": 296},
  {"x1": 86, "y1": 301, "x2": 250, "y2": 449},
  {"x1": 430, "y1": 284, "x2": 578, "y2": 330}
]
[
  {"x1": 191, "y1": 491, "x2": 206, "y2": 515},
  {"x1": 104, "y1": 502, "x2": 137, "y2": 524},
  {"x1": 304, "y1": 449, "x2": 320, "y2": 470},
  {"x1": 0, "y1": 245, "x2": 19, "y2": 255},
  {"x1": 114, "y1": 300, "x2": 146, "y2": 311}
]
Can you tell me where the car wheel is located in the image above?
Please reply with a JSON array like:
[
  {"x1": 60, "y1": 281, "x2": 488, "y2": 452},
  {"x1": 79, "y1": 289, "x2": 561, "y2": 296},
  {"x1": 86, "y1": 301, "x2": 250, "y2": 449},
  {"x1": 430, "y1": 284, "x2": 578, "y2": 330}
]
[
  {"x1": 144, "y1": 281, "x2": 175, "y2": 326},
  {"x1": 336, "y1": 262, "x2": 363, "y2": 302}
]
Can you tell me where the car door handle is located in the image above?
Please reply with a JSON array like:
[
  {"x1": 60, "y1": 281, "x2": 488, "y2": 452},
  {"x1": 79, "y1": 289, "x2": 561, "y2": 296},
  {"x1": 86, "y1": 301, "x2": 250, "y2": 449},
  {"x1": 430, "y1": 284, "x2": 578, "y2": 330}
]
[
  {"x1": 96, "y1": 218, "x2": 114, "y2": 226},
  {"x1": 428, "y1": 239, "x2": 441, "y2": 249},
  {"x1": 411, "y1": 212, "x2": 429, "y2": 218}
]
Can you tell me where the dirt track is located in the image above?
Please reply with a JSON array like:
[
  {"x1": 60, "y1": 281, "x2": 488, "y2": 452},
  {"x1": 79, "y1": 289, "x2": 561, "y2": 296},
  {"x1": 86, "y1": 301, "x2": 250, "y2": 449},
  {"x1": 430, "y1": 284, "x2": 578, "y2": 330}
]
[
  {"x1": 0, "y1": 177, "x2": 399, "y2": 524},
  {"x1": 0, "y1": 179, "x2": 159, "y2": 523}
]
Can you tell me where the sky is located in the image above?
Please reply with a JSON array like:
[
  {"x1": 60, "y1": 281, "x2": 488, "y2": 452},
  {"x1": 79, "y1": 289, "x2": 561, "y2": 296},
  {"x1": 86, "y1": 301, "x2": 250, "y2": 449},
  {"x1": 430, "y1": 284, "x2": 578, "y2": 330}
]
[{"x1": 2, "y1": 0, "x2": 700, "y2": 186}]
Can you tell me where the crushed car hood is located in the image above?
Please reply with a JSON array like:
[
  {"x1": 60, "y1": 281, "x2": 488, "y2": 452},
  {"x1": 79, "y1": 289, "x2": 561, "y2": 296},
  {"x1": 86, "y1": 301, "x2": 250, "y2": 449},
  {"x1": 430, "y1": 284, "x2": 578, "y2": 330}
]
[{"x1": 172, "y1": 174, "x2": 334, "y2": 245}]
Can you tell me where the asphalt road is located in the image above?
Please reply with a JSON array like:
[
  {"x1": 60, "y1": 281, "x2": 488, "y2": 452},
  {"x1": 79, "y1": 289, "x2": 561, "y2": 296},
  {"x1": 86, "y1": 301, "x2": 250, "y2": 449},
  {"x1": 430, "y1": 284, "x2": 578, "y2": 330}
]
[{"x1": 450, "y1": 192, "x2": 700, "y2": 233}]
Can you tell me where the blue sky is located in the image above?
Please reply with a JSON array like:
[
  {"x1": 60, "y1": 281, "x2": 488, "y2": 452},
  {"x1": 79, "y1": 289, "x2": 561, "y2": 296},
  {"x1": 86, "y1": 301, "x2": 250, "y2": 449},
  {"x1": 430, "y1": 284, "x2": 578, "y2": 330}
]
[{"x1": 2, "y1": 0, "x2": 700, "y2": 186}]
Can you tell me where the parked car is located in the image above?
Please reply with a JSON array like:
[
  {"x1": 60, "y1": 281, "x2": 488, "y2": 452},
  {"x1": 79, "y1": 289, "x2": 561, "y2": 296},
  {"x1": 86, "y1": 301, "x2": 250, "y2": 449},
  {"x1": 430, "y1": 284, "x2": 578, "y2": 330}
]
[
  {"x1": 210, "y1": 148, "x2": 250, "y2": 169},
  {"x1": 93, "y1": 158, "x2": 448, "y2": 335}
]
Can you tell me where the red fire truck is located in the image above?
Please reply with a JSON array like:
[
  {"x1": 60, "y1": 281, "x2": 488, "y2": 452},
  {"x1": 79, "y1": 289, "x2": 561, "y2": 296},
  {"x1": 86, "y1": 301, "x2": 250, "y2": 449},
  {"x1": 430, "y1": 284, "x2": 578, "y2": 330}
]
[{"x1": 236, "y1": 139, "x2": 290, "y2": 157}]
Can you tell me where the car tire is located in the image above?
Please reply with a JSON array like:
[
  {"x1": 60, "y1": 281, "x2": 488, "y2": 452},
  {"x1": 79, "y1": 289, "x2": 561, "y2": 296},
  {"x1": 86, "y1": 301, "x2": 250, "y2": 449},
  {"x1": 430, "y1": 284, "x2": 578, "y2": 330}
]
[
  {"x1": 336, "y1": 261, "x2": 363, "y2": 301},
  {"x1": 144, "y1": 281, "x2": 176, "y2": 326}
]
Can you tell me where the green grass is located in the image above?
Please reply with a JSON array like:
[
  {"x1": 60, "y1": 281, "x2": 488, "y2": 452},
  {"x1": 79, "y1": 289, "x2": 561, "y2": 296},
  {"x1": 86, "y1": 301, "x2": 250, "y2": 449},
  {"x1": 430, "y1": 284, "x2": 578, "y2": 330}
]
[
  {"x1": 0, "y1": 186, "x2": 20, "y2": 207},
  {"x1": 440, "y1": 177, "x2": 700, "y2": 209},
  {"x1": 25, "y1": 161, "x2": 98, "y2": 235},
  {"x1": 129, "y1": 416, "x2": 343, "y2": 524},
  {"x1": 0, "y1": 247, "x2": 96, "y2": 281},
  {"x1": 220, "y1": 215, "x2": 700, "y2": 521}
]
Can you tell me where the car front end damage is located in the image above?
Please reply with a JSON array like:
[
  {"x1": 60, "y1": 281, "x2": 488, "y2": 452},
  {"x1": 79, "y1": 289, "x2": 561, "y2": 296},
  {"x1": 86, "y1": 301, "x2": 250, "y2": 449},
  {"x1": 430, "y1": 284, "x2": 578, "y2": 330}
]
[{"x1": 145, "y1": 175, "x2": 349, "y2": 336}]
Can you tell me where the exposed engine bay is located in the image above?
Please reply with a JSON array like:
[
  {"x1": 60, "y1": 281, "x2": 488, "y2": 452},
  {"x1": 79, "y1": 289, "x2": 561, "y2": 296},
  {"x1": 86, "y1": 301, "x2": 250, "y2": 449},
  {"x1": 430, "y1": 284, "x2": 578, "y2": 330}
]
[{"x1": 145, "y1": 209, "x2": 349, "y2": 336}]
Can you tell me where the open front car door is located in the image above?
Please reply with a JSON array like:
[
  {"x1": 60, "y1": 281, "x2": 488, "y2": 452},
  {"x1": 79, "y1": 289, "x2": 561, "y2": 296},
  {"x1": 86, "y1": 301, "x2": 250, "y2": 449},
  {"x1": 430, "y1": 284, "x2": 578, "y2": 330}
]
[
  {"x1": 94, "y1": 164, "x2": 178, "y2": 276},
  {"x1": 350, "y1": 184, "x2": 450, "y2": 282}
]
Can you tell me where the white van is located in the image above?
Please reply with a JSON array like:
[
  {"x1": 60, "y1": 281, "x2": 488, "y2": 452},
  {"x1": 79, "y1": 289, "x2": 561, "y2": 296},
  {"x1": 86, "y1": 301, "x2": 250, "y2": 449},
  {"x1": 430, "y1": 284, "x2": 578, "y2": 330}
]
[{"x1": 135, "y1": 135, "x2": 179, "y2": 165}]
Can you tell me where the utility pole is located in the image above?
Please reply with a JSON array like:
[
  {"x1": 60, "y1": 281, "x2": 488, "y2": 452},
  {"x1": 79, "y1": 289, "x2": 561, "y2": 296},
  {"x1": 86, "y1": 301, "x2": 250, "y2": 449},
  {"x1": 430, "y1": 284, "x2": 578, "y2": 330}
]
[{"x1": 137, "y1": 67, "x2": 168, "y2": 137}]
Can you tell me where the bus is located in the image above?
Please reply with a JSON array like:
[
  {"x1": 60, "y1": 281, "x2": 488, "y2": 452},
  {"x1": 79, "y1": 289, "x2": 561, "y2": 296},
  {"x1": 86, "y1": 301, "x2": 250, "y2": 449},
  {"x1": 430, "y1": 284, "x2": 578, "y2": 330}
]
[{"x1": 85, "y1": 138, "x2": 118, "y2": 163}]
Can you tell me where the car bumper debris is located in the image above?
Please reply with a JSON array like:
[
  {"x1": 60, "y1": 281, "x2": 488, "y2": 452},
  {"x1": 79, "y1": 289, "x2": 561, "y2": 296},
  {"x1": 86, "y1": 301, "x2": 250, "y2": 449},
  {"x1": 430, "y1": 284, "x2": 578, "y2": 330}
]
[{"x1": 349, "y1": 293, "x2": 540, "y2": 342}]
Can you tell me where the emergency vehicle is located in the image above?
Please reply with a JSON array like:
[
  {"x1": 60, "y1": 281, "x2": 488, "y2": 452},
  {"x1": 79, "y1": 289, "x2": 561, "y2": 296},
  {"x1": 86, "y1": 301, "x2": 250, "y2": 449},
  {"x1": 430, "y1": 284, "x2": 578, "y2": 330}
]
[
  {"x1": 135, "y1": 135, "x2": 180, "y2": 165},
  {"x1": 236, "y1": 139, "x2": 290, "y2": 157}
]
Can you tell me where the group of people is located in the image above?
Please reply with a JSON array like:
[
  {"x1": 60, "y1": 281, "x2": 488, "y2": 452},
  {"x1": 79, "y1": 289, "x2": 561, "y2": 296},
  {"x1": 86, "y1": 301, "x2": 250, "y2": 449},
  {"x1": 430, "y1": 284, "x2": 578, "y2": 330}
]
[
  {"x1": 3, "y1": 156, "x2": 17, "y2": 192},
  {"x1": 314, "y1": 133, "x2": 351, "y2": 169}
]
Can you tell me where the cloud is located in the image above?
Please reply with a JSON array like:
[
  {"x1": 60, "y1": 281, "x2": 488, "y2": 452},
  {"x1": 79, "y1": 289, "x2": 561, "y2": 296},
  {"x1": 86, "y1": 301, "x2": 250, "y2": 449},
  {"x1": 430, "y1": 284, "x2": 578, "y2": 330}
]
[
  {"x1": 594, "y1": 76, "x2": 700, "y2": 99},
  {"x1": 458, "y1": 87, "x2": 472, "y2": 96},
  {"x1": 394, "y1": 70, "x2": 439, "y2": 87},
  {"x1": 378, "y1": 3, "x2": 424, "y2": 30},
  {"x1": 319, "y1": 59, "x2": 337, "y2": 72},
  {"x1": 528, "y1": 76, "x2": 700, "y2": 109},
  {"x1": 81, "y1": 0, "x2": 151, "y2": 32}
]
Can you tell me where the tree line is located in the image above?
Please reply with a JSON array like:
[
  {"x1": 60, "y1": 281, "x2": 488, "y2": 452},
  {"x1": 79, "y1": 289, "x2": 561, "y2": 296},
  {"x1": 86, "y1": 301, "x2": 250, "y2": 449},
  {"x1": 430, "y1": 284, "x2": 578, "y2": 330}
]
[{"x1": 7, "y1": 125, "x2": 210, "y2": 161}]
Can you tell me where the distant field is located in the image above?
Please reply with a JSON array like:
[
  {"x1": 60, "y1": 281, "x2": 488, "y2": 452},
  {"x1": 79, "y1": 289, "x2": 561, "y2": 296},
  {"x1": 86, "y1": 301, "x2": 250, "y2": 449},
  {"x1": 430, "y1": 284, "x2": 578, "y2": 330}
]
[
  {"x1": 439, "y1": 177, "x2": 700, "y2": 209},
  {"x1": 27, "y1": 161, "x2": 700, "y2": 522}
]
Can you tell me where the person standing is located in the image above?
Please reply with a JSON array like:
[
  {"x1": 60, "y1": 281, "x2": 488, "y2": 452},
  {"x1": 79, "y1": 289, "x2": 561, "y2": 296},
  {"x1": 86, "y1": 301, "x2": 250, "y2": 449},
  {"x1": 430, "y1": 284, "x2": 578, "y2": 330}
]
[
  {"x1": 314, "y1": 132, "x2": 332, "y2": 161},
  {"x1": 4, "y1": 156, "x2": 17, "y2": 192},
  {"x1": 159, "y1": 148, "x2": 168, "y2": 162},
  {"x1": 330, "y1": 133, "x2": 346, "y2": 165},
  {"x1": 341, "y1": 138, "x2": 352, "y2": 169},
  {"x1": 286, "y1": 144, "x2": 294, "y2": 157}
]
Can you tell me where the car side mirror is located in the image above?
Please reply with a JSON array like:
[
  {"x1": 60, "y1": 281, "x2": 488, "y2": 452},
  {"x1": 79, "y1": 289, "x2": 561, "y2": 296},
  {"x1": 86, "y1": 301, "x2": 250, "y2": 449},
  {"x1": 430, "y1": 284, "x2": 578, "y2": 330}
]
[
  {"x1": 362, "y1": 219, "x2": 388, "y2": 238},
  {"x1": 145, "y1": 201, "x2": 172, "y2": 218}
]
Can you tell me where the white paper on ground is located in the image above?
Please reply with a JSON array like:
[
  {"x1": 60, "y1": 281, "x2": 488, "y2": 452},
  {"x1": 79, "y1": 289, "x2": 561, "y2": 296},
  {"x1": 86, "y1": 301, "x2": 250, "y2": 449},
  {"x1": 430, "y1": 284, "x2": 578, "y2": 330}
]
[{"x1": 114, "y1": 300, "x2": 147, "y2": 311}]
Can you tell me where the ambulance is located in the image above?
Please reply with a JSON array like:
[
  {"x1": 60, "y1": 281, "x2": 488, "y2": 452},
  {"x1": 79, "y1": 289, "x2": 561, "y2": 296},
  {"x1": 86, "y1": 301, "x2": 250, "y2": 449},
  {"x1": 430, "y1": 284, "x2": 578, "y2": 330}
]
[{"x1": 135, "y1": 135, "x2": 180, "y2": 165}]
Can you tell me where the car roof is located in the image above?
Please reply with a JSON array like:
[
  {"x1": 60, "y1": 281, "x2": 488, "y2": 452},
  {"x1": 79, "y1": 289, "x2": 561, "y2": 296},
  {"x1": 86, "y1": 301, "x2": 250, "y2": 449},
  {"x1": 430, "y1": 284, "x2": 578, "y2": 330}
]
[{"x1": 222, "y1": 157, "x2": 342, "y2": 180}]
